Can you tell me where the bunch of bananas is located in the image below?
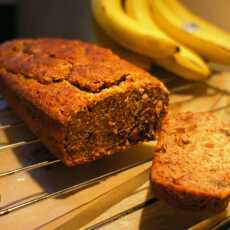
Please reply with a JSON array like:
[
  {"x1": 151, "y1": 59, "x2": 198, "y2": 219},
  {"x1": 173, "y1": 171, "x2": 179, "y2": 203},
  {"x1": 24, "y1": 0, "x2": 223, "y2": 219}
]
[{"x1": 92, "y1": 0, "x2": 230, "y2": 80}]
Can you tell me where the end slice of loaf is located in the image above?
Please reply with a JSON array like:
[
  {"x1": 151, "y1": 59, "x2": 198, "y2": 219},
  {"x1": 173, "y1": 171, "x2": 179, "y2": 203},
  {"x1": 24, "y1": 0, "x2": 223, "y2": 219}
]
[{"x1": 151, "y1": 112, "x2": 230, "y2": 212}]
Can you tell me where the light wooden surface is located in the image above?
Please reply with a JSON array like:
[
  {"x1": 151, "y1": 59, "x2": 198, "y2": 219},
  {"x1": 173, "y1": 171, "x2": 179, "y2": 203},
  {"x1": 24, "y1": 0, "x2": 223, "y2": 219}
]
[
  {"x1": 0, "y1": 1, "x2": 230, "y2": 229},
  {"x1": 41, "y1": 73, "x2": 230, "y2": 230},
  {"x1": 0, "y1": 71, "x2": 229, "y2": 230}
]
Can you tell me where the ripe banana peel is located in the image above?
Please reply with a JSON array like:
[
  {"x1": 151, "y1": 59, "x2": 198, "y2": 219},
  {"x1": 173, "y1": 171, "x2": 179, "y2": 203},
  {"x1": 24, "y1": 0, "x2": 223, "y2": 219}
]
[
  {"x1": 125, "y1": 0, "x2": 210, "y2": 80},
  {"x1": 150, "y1": 0, "x2": 230, "y2": 64},
  {"x1": 91, "y1": 0, "x2": 178, "y2": 59},
  {"x1": 92, "y1": 19, "x2": 153, "y2": 71}
]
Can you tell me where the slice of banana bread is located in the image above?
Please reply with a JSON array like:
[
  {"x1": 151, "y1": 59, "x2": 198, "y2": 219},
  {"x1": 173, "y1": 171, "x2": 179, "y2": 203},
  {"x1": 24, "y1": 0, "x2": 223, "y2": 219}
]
[
  {"x1": 151, "y1": 112, "x2": 230, "y2": 212},
  {"x1": 0, "y1": 38, "x2": 169, "y2": 166}
]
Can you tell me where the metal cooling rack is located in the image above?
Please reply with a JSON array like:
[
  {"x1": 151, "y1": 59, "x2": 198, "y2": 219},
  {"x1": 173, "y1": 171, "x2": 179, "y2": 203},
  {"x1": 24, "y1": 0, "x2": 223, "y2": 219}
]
[
  {"x1": 0, "y1": 76, "x2": 174, "y2": 218},
  {"x1": 0, "y1": 77, "x2": 228, "y2": 229},
  {"x1": 0, "y1": 96, "x2": 155, "y2": 218}
]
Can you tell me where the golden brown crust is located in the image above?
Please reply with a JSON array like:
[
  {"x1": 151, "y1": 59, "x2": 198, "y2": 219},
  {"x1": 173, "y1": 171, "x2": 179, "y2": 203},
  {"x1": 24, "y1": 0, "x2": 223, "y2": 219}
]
[
  {"x1": 151, "y1": 112, "x2": 230, "y2": 212},
  {"x1": 0, "y1": 38, "x2": 157, "y2": 91},
  {"x1": 0, "y1": 38, "x2": 169, "y2": 166}
]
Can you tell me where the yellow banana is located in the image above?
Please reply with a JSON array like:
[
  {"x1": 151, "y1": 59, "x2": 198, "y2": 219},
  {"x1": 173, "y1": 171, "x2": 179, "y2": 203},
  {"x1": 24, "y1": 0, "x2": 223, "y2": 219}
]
[
  {"x1": 92, "y1": 19, "x2": 153, "y2": 70},
  {"x1": 125, "y1": 0, "x2": 210, "y2": 80},
  {"x1": 150, "y1": 0, "x2": 230, "y2": 64},
  {"x1": 91, "y1": 0, "x2": 178, "y2": 59}
]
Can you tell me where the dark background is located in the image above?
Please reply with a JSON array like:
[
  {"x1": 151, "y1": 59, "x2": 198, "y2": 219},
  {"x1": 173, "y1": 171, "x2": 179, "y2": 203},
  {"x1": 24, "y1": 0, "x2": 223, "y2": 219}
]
[
  {"x1": 0, "y1": 2, "x2": 15, "y2": 42},
  {"x1": 0, "y1": 0, "x2": 95, "y2": 43}
]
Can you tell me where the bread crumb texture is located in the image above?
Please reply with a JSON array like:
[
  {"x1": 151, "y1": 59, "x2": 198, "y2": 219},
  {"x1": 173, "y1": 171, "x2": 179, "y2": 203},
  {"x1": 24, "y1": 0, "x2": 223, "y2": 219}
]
[{"x1": 152, "y1": 112, "x2": 230, "y2": 212}]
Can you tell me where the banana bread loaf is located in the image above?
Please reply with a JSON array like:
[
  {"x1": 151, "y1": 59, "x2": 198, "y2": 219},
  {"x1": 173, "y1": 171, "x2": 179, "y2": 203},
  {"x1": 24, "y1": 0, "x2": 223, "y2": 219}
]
[
  {"x1": 151, "y1": 112, "x2": 230, "y2": 212},
  {"x1": 0, "y1": 39, "x2": 169, "y2": 166}
]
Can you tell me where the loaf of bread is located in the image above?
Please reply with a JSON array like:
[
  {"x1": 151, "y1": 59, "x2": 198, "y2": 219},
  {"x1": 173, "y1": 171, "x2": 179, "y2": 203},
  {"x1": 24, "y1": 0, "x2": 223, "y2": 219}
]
[
  {"x1": 0, "y1": 39, "x2": 169, "y2": 166},
  {"x1": 151, "y1": 112, "x2": 230, "y2": 212}
]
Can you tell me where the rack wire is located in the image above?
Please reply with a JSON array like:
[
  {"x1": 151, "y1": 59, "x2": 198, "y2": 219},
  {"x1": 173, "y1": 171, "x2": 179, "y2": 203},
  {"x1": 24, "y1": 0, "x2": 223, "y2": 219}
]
[
  {"x1": 0, "y1": 155, "x2": 152, "y2": 216},
  {"x1": 0, "y1": 126, "x2": 154, "y2": 216},
  {"x1": 0, "y1": 77, "x2": 177, "y2": 217},
  {"x1": 0, "y1": 76, "x2": 228, "y2": 229},
  {"x1": 0, "y1": 96, "x2": 155, "y2": 218}
]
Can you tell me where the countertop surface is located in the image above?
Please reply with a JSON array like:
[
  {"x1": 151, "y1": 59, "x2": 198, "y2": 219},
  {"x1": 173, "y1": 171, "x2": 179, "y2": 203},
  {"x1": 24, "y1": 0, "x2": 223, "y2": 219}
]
[{"x1": 0, "y1": 1, "x2": 230, "y2": 229}]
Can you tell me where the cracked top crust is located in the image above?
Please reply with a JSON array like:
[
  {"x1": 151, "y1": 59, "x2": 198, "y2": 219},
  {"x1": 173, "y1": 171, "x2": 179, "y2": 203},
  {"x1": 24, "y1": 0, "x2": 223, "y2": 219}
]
[{"x1": 0, "y1": 38, "x2": 168, "y2": 124}]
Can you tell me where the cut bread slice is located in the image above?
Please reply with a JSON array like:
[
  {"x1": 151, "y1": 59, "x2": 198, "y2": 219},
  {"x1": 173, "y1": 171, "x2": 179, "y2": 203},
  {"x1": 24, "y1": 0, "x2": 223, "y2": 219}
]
[{"x1": 151, "y1": 112, "x2": 230, "y2": 212}]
